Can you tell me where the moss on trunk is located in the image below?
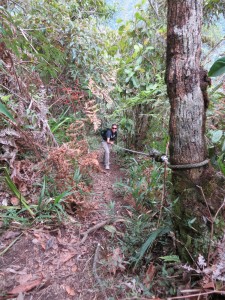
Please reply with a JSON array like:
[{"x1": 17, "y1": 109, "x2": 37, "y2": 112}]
[{"x1": 171, "y1": 165, "x2": 225, "y2": 262}]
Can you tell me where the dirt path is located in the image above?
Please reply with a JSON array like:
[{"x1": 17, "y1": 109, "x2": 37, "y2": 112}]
[{"x1": 0, "y1": 151, "x2": 127, "y2": 300}]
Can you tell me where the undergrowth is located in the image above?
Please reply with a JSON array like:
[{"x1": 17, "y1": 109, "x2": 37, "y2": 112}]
[
  {"x1": 0, "y1": 115, "x2": 101, "y2": 228},
  {"x1": 106, "y1": 152, "x2": 182, "y2": 298}
]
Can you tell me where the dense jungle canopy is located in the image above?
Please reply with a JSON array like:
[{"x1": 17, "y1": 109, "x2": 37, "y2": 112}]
[{"x1": 0, "y1": 0, "x2": 225, "y2": 299}]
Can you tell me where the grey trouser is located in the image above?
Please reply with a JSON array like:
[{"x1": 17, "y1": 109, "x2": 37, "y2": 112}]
[{"x1": 102, "y1": 141, "x2": 111, "y2": 167}]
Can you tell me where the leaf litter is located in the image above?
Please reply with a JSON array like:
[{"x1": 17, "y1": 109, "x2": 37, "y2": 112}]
[{"x1": 0, "y1": 151, "x2": 131, "y2": 299}]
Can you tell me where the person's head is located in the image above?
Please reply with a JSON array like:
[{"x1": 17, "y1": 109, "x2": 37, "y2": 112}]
[{"x1": 111, "y1": 124, "x2": 117, "y2": 132}]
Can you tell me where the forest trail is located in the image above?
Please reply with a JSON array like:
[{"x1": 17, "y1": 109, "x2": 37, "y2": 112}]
[{"x1": 0, "y1": 150, "x2": 128, "y2": 300}]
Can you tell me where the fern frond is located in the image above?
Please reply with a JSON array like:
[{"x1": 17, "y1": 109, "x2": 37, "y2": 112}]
[
  {"x1": 134, "y1": 227, "x2": 171, "y2": 268},
  {"x1": 0, "y1": 138, "x2": 16, "y2": 147},
  {"x1": 84, "y1": 100, "x2": 101, "y2": 131},
  {"x1": 0, "y1": 128, "x2": 20, "y2": 137},
  {"x1": 88, "y1": 79, "x2": 113, "y2": 104}
]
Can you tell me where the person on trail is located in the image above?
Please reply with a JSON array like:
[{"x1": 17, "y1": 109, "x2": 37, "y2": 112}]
[{"x1": 102, "y1": 124, "x2": 117, "y2": 170}]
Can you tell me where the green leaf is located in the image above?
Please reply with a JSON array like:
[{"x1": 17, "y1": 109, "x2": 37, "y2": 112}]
[
  {"x1": 104, "y1": 225, "x2": 117, "y2": 234},
  {"x1": 118, "y1": 25, "x2": 125, "y2": 34},
  {"x1": 116, "y1": 18, "x2": 123, "y2": 23},
  {"x1": 222, "y1": 140, "x2": 225, "y2": 152},
  {"x1": 134, "y1": 12, "x2": 146, "y2": 22},
  {"x1": 0, "y1": 101, "x2": 14, "y2": 121},
  {"x1": 134, "y1": 44, "x2": 143, "y2": 53},
  {"x1": 134, "y1": 227, "x2": 170, "y2": 268},
  {"x1": 1, "y1": 95, "x2": 11, "y2": 102},
  {"x1": 71, "y1": 48, "x2": 76, "y2": 60},
  {"x1": 51, "y1": 117, "x2": 71, "y2": 133},
  {"x1": 38, "y1": 176, "x2": 46, "y2": 210},
  {"x1": 217, "y1": 155, "x2": 225, "y2": 176},
  {"x1": 131, "y1": 76, "x2": 140, "y2": 88},
  {"x1": 54, "y1": 190, "x2": 72, "y2": 205},
  {"x1": 211, "y1": 130, "x2": 223, "y2": 143},
  {"x1": 208, "y1": 56, "x2": 225, "y2": 77},
  {"x1": 160, "y1": 255, "x2": 180, "y2": 263},
  {"x1": 1, "y1": 167, "x2": 34, "y2": 217}
]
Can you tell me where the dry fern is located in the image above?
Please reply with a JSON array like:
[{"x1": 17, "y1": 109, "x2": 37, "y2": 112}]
[
  {"x1": 0, "y1": 128, "x2": 20, "y2": 167},
  {"x1": 88, "y1": 78, "x2": 113, "y2": 105},
  {"x1": 78, "y1": 150, "x2": 104, "y2": 174},
  {"x1": 84, "y1": 100, "x2": 101, "y2": 131}
]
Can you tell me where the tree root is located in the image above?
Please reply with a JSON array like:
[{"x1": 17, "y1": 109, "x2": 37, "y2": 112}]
[
  {"x1": 79, "y1": 217, "x2": 127, "y2": 245},
  {"x1": 93, "y1": 242, "x2": 107, "y2": 300}
]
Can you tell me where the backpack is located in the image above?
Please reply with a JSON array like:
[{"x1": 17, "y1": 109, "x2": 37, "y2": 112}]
[{"x1": 100, "y1": 128, "x2": 109, "y2": 140}]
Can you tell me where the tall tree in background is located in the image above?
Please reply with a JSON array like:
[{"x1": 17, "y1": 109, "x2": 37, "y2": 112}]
[{"x1": 166, "y1": 0, "x2": 225, "y2": 260}]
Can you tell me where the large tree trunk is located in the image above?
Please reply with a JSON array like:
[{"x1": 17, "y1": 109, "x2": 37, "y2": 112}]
[{"x1": 166, "y1": 0, "x2": 225, "y2": 261}]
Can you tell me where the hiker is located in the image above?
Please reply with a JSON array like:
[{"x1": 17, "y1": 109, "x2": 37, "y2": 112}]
[{"x1": 102, "y1": 124, "x2": 117, "y2": 170}]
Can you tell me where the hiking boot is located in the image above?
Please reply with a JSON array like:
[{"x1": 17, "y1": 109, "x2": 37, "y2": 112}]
[{"x1": 105, "y1": 166, "x2": 110, "y2": 170}]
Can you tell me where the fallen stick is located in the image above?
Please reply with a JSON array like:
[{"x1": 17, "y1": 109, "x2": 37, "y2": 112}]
[
  {"x1": 0, "y1": 233, "x2": 23, "y2": 256},
  {"x1": 79, "y1": 218, "x2": 127, "y2": 245}
]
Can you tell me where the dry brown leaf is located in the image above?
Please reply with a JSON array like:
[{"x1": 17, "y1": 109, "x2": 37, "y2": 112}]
[
  {"x1": 72, "y1": 265, "x2": 78, "y2": 272},
  {"x1": 203, "y1": 281, "x2": 215, "y2": 290},
  {"x1": 107, "y1": 247, "x2": 126, "y2": 275},
  {"x1": 126, "y1": 209, "x2": 133, "y2": 217},
  {"x1": 32, "y1": 232, "x2": 46, "y2": 250},
  {"x1": 4, "y1": 231, "x2": 21, "y2": 240},
  {"x1": 8, "y1": 277, "x2": 43, "y2": 295},
  {"x1": 10, "y1": 197, "x2": 20, "y2": 206},
  {"x1": 65, "y1": 285, "x2": 75, "y2": 296},
  {"x1": 59, "y1": 252, "x2": 76, "y2": 264},
  {"x1": 143, "y1": 262, "x2": 156, "y2": 288},
  {"x1": 16, "y1": 274, "x2": 33, "y2": 284},
  {"x1": 57, "y1": 237, "x2": 66, "y2": 244},
  {"x1": 19, "y1": 184, "x2": 27, "y2": 192},
  {"x1": 5, "y1": 268, "x2": 27, "y2": 275}
]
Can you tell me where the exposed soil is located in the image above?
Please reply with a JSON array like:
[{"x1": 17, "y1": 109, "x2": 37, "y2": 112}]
[{"x1": 0, "y1": 151, "x2": 131, "y2": 300}]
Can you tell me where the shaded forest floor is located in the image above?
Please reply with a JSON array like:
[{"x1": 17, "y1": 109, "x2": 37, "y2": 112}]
[{"x1": 0, "y1": 150, "x2": 136, "y2": 300}]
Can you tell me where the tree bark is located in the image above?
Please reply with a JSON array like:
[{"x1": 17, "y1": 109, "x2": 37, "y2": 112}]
[
  {"x1": 166, "y1": 0, "x2": 206, "y2": 164},
  {"x1": 166, "y1": 0, "x2": 225, "y2": 261}
]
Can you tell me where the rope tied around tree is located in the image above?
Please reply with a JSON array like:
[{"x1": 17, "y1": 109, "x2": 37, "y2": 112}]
[
  {"x1": 114, "y1": 145, "x2": 209, "y2": 169},
  {"x1": 168, "y1": 159, "x2": 209, "y2": 169}
]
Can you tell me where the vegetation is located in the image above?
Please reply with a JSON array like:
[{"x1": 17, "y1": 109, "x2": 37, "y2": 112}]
[{"x1": 0, "y1": 0, "x2": 225, "y2": 299}]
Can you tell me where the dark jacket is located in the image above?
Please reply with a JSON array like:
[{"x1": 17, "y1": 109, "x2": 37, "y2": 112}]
[{"x1": 104, "y1": 129, "x2": 117, "y2": 141}]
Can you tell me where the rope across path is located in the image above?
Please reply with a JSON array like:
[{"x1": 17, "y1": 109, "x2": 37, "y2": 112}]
[
  {"x1": 114, "y1": 144, "x2": 150, "y2": 157},
  {"x1": 113, "y1": 144, "x2": 209, "y2": 170}
]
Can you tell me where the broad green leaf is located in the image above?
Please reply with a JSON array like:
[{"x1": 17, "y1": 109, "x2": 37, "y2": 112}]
[
  {"x1": 104, "y1": 225, "x2": 117, "y2": 234},
  {"x1": 136, "y1": 56, "x2": 143, "y2": 65},
  {"x1": 118, "y1": 25, "x2": 125, "y2": 34},
  {"x1": 131, "y1": 76, "x2": 140, "y2": 88},
  {"x1": 208, "y1": 56, "x2": 225, "y2": 77},
  {"x1": 1, "y1": 95, "x2": 11, "y2": 102},
  {"x1": 0, "y1": 101, "x2": 14, "y2": 121},
  {"x1": 134, "y1": 12, "x2": 146, "y2": 22},
  {"x1": 116, "y1": 18, "x2": 123, "y2": 23},
  {"x1": 211, "y1": 130, "x2": 223, "y2": 143},
  {"x1": 134, "y1": 44, "x2": 143, "y2": 53}
]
